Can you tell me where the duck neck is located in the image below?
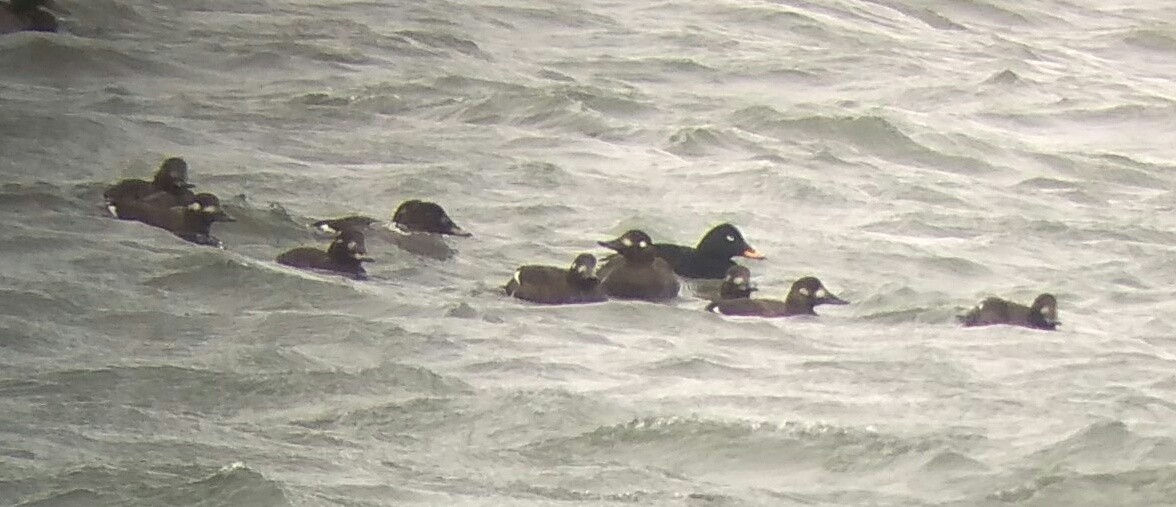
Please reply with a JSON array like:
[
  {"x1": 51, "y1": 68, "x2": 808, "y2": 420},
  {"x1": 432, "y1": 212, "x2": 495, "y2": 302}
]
[
  {"x1": 784, "y1": 293, "x2": 817, "y2": 315},
  {"x1": 327, "y1": 242, "x2": 362, "y2": 268}
]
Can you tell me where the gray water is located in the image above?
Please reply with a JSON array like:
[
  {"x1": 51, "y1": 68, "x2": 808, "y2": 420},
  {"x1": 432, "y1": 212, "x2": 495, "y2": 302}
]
[{"x1": 2, "y1": 0, "x2": 1176, "y2": 505}]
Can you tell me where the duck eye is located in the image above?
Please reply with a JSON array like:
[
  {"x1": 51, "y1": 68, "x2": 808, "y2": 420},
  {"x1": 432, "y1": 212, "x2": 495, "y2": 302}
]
[{"x1": 726, "y1": 235, "x2": 735, "y2": 242}]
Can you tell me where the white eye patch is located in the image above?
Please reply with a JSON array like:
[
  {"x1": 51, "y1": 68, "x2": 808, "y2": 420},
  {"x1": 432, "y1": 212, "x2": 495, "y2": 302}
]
[
  {"x1": 512, "y1": 269, "x2": 522, "y2": 286},
  {"x1": 576, "y1": 264, "x2": 589, "y2": 274},
  {"x1": 798, "y1": 287, "x2": 810, "y2": 296},
  {"x1": 638, "y1": 240, "x2": 648, "y2": 248},
  {"x1": 347, "y1": 241, "x2": 358, "y2": 251},
  {"x1": 187, "y1": 202, "x2": 202, "y2": 211},
  {"x1": 815, "y1": 288, "x2": 828, "y2": 299},
  {"x1": 726, "y1": 235, "x2": 735, "y2": 242},
  {"x1": 203, "y1": 205, "x2": 219, "y2": 213},
  {"x1": 732, "y1": 277, "x2": 746, "y2": 285},
  {"x1": 621, "y1": 237, "x2": 633, "y2": 247}
]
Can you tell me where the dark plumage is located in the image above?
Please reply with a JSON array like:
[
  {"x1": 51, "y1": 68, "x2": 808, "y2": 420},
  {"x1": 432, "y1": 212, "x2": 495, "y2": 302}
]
[
  {"x1": 716, "y1": 265, "x2": 756, "y2": 300},
  {"x1": 104, "y1": 157, "x2": 196, "y2": 218},
  {"x1": 596, "y1": 230, "x2": 680, "y2": 302},
  {"x1": 276, "y1": 228, "x2": 373, "y2": 280},
  {"x1": 504, "y1": 253, "x2": 606, "y2": 305},
  {"x1": 706, "y1": 276, "x2": 847, "y2": 317},
  {"x1": 118, "y1": 192, "x2": 235, "y2": 248},
  {"x1": 653, "y1": 223, "x2": 764, "y2": 279},
  {"x1": 958, "y1": 293, "x2": 1059, "y2": 331},
  {"x1": 392, "y1": 199, "x2": 470, "y2": 236},
  {"x1": 1, "y1": 0, "x2": 57, "y2": 34}
]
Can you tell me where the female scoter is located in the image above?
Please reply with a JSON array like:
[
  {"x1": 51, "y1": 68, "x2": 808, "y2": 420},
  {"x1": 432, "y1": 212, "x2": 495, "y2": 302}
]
[
  {"x1": 596, "y1": 230, "x2": 680, "y2": 302},
  {"x1": 504, "y1": 253, "x2": 606, "y2": 305},
  {"x1": 104, "y1": 157, "x2": 196, "y2": 218},
  {"x1": 716, "y1": 265, "x2": 756, "y2": 300},
  {"x1": 706, "y1": 276, "x2": 847, "y2": 317},
  {"x1": 276, "y1": 228, "x2": 373, "y2": 280},
  {"x1": 118, "y1": 192, "x2": 235, "y2": 248},
  {"x1": 312, "y1": 199, "x2": 470, "y2": 237},
  {"x1": 958, "y1": 293, "x2": 1059, "y2": 330}
]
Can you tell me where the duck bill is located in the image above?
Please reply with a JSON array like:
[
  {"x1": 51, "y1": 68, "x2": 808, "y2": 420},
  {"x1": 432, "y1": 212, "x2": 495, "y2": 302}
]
[
  {"x1": 816, "y1": 292, "x2": 849, "y2": 306},
  {"x1": 741, "y1": 247, "x2": 766, "y2": 260},
  {"x1": 597, "y1": 239, "x2": 624, "y2": 252}
]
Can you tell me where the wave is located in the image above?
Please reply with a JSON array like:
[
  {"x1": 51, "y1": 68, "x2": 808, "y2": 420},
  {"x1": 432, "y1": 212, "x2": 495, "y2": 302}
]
[
  {"x1": 977, "y1": 422, "x2": 1176, "y2": 506},
  {"x1": 636, "y1": 356, "x2": 755, "y2": 380},
  {"x1": 124, "y1": 462, "x2": 290, "y2": 507},
  {"x1": 1121, "y1": 28, "x2": 1176, "y2": 53},
  {"x1": 8, "y1": 361, "x2": 468, "y2": 421},
  {"x1": 524, "y1": 416, "x2": 976, "y2": 477},
  {"x1": 0, "y1": 34, "x2": 191, "y2": 82},
  {"x1": 731, "y1": 107, "x2": 998, "y2": 175}
]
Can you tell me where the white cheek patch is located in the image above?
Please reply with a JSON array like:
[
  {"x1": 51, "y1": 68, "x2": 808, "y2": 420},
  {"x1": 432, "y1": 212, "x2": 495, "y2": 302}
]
[
  {"x1": 107, "y1": 205, "x2": 119, "y2": 217},
  {"x1": 576, "y1": 264, "x2": 589, "y2": 274},
  {"x1": 815, "y1": 288, "x2": 828, "y2": 299},
  {"x1": 187, "y1": 202, "x2": 202, "y2": 211},
  {"x1": 709, "y1": 305, "x2": 723, "y2": 314},
  {"x1": 798, "y1": 287, "x2": 810, "y2": 296},
  {"x1": 726, "y1": 235, "x2": 735, "y2": 242},
  {"x1": 317, "y1": 224, "x2": 335, "y2": 233},
  {"x1": 203, "y1": 205, "x2": 219, "y2": 213},
  {"x1": 732, "y1": 277, "x2": 746, "y2": 285},
  {"x1": 347, "y1": 241, "x2": 358, "y2": 252},
  {"x1": 638, "y1": 240, "x2": 648, "y2": 248},
  {"x1": 512, "y1": 269, "x2": 522, "y2": 286},
  {"x1": 621, "y1": 237, "x2": 633, "y2": 247}
]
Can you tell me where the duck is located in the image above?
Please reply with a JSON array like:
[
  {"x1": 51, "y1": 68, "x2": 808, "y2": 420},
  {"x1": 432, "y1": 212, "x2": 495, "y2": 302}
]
[
  {"x1": 104, "y1": 157, "x2": 196, "y2": 219},
  {"x1": 647, "y1": 223, "x2": 765, "y2": 279},
  {"x1": 392, "y1": 199, "x2": 471, "y2": 236},
  {"x1": 276, "y1": 228, "x2": 373, "y2": 280},
  {"x1": 312, "y1": 199, "x2": 471, "y2": 236},
  {"x1": 716, "y1": 265, "x2": 756, "y2": 300},
  {"x1": 504, "y1": 253, "x2": 606, "y2": 305},
  {"x1": 706, "y1": 276, "x2": 847, "y2": 317},
  {"x1": 958, "y1": 293, "x2": 1058, "y2": 330},
  {"x1": 596, "y1": 230, "x2": 680, "y2": 302},
  {"x1": 118, "y1": 192, "x2": 235, "y2": 248}
]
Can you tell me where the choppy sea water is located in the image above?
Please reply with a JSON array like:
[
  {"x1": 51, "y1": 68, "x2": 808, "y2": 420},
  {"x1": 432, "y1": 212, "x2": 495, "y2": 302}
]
[{"x1": 2, "y1": 0, "x2": 1176, "y2": 505}]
